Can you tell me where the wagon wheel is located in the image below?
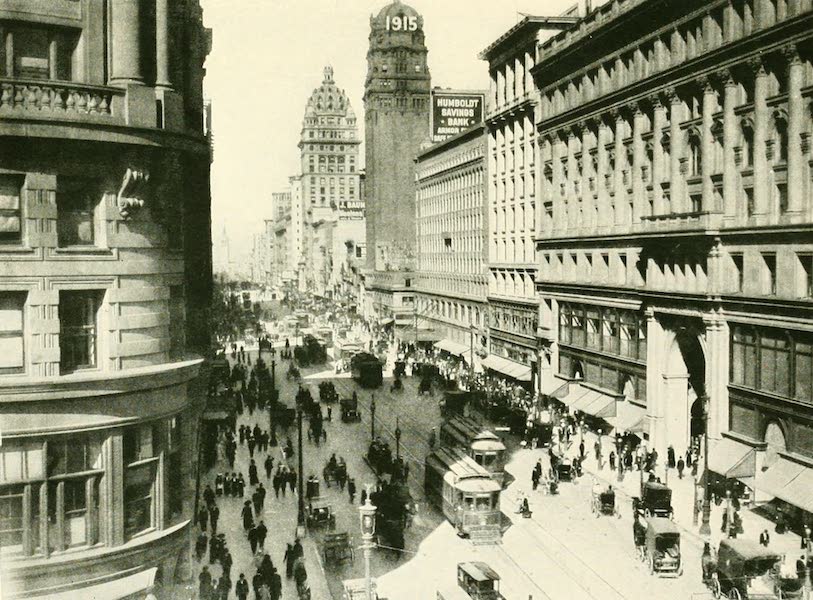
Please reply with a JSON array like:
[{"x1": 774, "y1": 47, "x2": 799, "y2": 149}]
[
  {"x1": 710, "y1": 576, "x2": 721, "y2": 599},
  {"x1": 727, "y1": 588, "x2": 741, "y2": 600}
]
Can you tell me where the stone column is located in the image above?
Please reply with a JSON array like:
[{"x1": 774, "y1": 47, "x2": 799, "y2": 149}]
[
  {"x1": 48, "y1": 36, "x2": 58, "y2": 80},
  {"x1": 580, "y1": 123, "x2": 592, "y2": 230},
  {"x1": 720, "y1": 69, "x2": 739, "y2": 220},
  {"x1": 645, "y1": 309, "x2": 665, "y2": 456},
  {"x1": 552, "y1": 134, "x2": 564, "y2": 233},
  {"x1": 597, "y1": 122, "x2": 609, "y2": 229},
  {"x1": 652, "y1": 95, "x2": 666, "y2": 215},
  {"x1": 631, "y1": 104, "x2": 645, "y2": 224},
  {"x1": 613, "y1": 111, "x2": 626, "y2": 225},
  {"x1": 668, "y1": 88, "x2": 684, "y2": 214},
  {"x1": 110, "y1": 0, "x2": 143, "y2": 85},
  {"x1": 750, "y1": 57, "x2": 769, "y2": 216},
  {"x1": 567, "y1": 131, "x2": 577, "y2": 230},
  {"x1": 155, "y1": 0, "x2": 172, "y2": 89},
  {"x1": 703, "y1": 312, "x2": 729, "y2": 440},
  {"x1": 701, "y1": 77, "x2": 716, "y2": 211},
  {"x1": 784, "y1": 43, "x2": 804, "y2": 214}
]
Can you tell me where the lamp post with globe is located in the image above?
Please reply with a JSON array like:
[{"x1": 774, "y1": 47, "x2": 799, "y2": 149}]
[{"x1": 359, "y1": 494, "x2": 378, "y2": 600}]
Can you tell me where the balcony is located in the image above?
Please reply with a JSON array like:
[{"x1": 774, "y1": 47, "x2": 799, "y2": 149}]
[
  {"x1": 639, "y1": 210, "x2": 722, "y2": 237},
  {"x1": 0, "y1": 78, "x2": 124, "y2": 124}
]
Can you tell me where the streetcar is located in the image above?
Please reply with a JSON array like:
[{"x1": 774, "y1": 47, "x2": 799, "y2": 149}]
[
  {"x1": 439, "y1": 416, "x2": 507, "y2": 487},
  {"x1": 437, "y1": 562, "x2": 503, "y2": 600},
  {"x1": 425, "y1": 447, "x2": 502, "y2": 544}
]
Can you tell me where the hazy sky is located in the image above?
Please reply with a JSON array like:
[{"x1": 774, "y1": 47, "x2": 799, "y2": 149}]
[{"x1": 201, "y1": 0, "x2": 577, "y2": 263}]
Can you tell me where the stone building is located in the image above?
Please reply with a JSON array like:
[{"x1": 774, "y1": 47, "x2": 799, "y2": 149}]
[
  {"x1": 362, "y1": 0, "x2": 431, "y2": 330},
  {"x1": 479, "y1": 14, "x2": 578, "y2": 389},
  {"x1": 0, "y1": 0, "x2": 212, "y2": 597},
  {"x1": 532, "y1": 0, "x2": 813, "y2": 516},
  {"x1": 269, "y1": 190, "x2": 294, "y2": 286},
  {"x1": 416, "y1": 124, "x2": 489, "y2": 362}
]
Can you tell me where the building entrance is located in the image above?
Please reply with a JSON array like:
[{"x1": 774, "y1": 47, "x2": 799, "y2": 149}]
[{"x1": 661, "y1": 327, "x2": 706, "y2": 458}]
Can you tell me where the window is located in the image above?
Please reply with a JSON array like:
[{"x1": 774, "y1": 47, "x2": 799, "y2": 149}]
[
  {"x1": 57, "y1": 177, "x2": 99, "y2": 247},
  {"x1": 123, "y1": 424, "x2": 159, "y2": 539},
  {"x1": 688, "y1": 136, "x2": 702, "y2": 176},
  {"x1": 0, "y1": 293, "x2": 25, "y2": 375},
  {"x1": 59, "y1": 290, "x2": 101, "y2": 373},
  {"x1": 762, "y1": 253, "x2": 776, "y2": 295},
  {"x1": 0, "y1": 176, "x2": 23, "y2": 245},
  {"x1": 732, "y1": 253, "x2": 744, "y2": 292},
  {"x1": 405, "y1": 279, "x2": 412, "y2": 288},
  {"x1": 690, "y1": 193, "x2": 702, "y2": 213},
  {"x1": 444, "y1": 237, "x2": 452, "y2": 250},
  {"x1": 798, "y1": 254, "x2": 813, "y2": 298},
  {"x1": 2, "y1": 25, "x2": 77, "y2": 81},
  {"x1": 777, "y1": 183, "x2": 788, "y2": 213}
]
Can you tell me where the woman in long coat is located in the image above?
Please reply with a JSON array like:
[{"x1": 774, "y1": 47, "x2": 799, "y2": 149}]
[{"x1": 241, "y1": 500, "x2": 254, "y2": 533}]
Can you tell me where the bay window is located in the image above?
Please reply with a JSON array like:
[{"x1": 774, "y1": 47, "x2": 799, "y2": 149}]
[
  {"x1": 0, "y1": 24, "x2": 78, "y2": 81},
  {"x1": 123, "y1": 424, "x2": 159, "y2": 539}
]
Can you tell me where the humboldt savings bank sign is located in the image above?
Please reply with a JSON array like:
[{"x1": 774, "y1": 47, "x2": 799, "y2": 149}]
[{"x1": 430, "y1": 91, "x2": 485, "y2": 143}]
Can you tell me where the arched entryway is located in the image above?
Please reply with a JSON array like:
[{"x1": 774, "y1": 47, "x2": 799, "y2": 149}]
[
  {"x1": 763, "y1": 420, "x2": 787, "y2": 470},
  {"x1": 571, "y1": 360, "x2": 584, "y2": 380},
  {"x1": 662, "y1": 327, "x2": 706, "y2": 456}
]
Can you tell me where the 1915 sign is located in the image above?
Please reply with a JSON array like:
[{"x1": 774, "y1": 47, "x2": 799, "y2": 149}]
[
  {"x1": 430, "y1": 91, "x2": 484, "y2": 143},
  {"x1": 385, "y1": 15, "x2": 418, "y2": 31}
]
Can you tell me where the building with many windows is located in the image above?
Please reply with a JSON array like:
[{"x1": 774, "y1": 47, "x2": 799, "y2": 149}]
[
  {"x1": 416, "y1": 124, "x2": 489, "y2": 361},
  {"x1": 532, "y1": 0, "x2": 813, "y2": 520},
  {"x1": 0, "y1": 1, "x2": 212, "y2": 597},
  {"x1": 479, "y1": 14, "x2": 578, "y2": 388}
]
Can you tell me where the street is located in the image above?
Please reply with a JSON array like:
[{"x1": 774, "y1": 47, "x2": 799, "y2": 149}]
[{"x1": 198, "y1": 348, "x2": 712, "y2": 600}]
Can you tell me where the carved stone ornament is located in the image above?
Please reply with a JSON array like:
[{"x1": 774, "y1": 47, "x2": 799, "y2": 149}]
[{"x1": 117, "y1": 168, "x2": 150, "y2": 219}]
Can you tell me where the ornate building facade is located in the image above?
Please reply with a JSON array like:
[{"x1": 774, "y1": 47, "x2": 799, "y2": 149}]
[
  {"x1": 533, "y1": 0, "x2": 813, "y2": 514},
  {"x1": 416, "y1": 124, "x2": 489, "y2": 360},
  {"x1": 480, "y1": 15, "x2": 578, "y2": 388},
  {"x1": 0, "y1": 0, "x2": 212, "y2": 597},
  {"x1": 362, "y1": 0, "x2": 431, "y2": 329}
]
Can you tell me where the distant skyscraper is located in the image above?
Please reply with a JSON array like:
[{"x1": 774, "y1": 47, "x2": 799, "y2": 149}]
[{"x1": 363, "y1": 0, "x2": 431, "y2": 272}]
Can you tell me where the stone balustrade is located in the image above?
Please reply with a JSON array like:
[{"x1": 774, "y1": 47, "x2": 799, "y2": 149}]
[{"x1": 0, "y1": 78, "x2": 122, "y2": 118}]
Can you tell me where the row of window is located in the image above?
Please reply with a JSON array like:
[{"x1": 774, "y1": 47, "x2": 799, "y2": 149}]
[
  {"x1": 0, "y1": 418, "x2": 183, "y2": 556},
  {"x1": 0, "y1": 287, "x2": 184, "y2": 376},
  {"x1": 559, "y1": 351, "x2": 648, "y2": 403},
  {"x1": 0, "y1": 24, "x2": 77, "y2": 82},
  {"x1": 558, "y1": 303, "x2": 648, "y2": 362},
  {"x1": 490, "y1": 305, "x2": 536, "y2": 337}
]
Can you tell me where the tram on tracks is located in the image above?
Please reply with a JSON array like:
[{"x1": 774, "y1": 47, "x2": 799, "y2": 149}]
[
  {"x1": 425, "y1": 447, "x2": 503, "y2": 544},
  {"x1": 439, "y1": 416, "x2": 507, "y2": 487}
]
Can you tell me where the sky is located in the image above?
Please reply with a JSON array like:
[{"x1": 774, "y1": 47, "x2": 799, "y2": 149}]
[{"x1": 201, "y1": 0, "x2": 579, "y2": 264}]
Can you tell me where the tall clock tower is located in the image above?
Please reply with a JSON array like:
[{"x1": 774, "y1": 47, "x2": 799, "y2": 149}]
[{"x1": 364, "y1": 0, "x2": 431, "y2": 272}]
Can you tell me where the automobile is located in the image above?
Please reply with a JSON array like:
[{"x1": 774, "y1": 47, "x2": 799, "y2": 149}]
[
  {"x1": 642, "y1": 517, "x2": 682, "y2": 576},
  {"x1": 633, "y1": 480, "x2": 673, "y2": 519},
  {"x1": 306, "y1": 498, "x2": 336, "y2": 530},
  {"x1": 708, "y1": 538, "x2": 802, "y2": 600}
]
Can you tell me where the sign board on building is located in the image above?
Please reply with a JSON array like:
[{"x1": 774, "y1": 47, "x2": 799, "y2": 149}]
[{"x1": 430, "y1": 90, "x2": 485, "y2": 143}]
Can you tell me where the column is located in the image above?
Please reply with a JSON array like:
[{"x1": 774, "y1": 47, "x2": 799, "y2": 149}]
[
  {"x1": 597, "y1": 122, "x2": 609, "y2": 229},
  {"x1": 631, "y1": 104, "x2": 645, "y2": 223},
  {"x1": 614, "y1": 111, "x2": 626, "y2": 225},
  {"x1": 784, "y1": 44, "x2": 804, "y2": 214},
  {"x1": 668, "y1": 88, "x2": 684, "y2": 213},
  {"x1": 110, "y1": 0, "x2": 143, "y2": 85},
  {"x1": 652, "y1": 95, "x2": 666, "y2": 214},
  {"x1": 580, "y1": 124, "x2": 593, "y2": 230},
  {"x1": 48, "y1": 36, "x2": 58, "y2": 80},
  {"x1": 4, "y1": 30, "x2": 12, "y2": 76},
  {"x1": 700, "y1": 76, "x2": 716, "y2": 211},
  {"x1": 702, "y1": 312, "x2": 729, "y2": 440},
  {"x1": 751, "y1": 56, "x2": 769, "y2": 216},
  {"x1": 720, "y1": 69, "x2": 739, "y2": 220},
  {"x1": 155, "y1": 0, "x2": 172, "y2": 89},
  {"x1": 645, "y1": 309, "x2": 666, "y2": 456},
  {"x1": 553, "y1": 134, "x2": 565, "y2": 233},
  {"x1": 567, "y1": 131, "x2": 577, "y2": 230}
]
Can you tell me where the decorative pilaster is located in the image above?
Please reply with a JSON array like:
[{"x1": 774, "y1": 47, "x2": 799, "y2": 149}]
[
  {"x1": 155, "y1": 0, "x2": 172, "y2": 89},
  {"x1": 702, "y1": 312, "x2": 729, "y2": 440},
  {"x1": 783, "y1": 44, "x2": 804, "y2": 214},
  {"x1": 597, "y1": 122, "x2": 609, "y2": 229},
  {"x1": 718, "y1": 69, "x2": 739, "y2": 220},
  {"x1": 631, "y1": 103, "x2": 645, "y2": 224},
  {"x1": 613, "y1": 110, "x2": 626, "y2": 225},
  {"x1": 667, "y1": 87, "x2": 684, "y2": 214},
  {"x1": 700, "y1": 76, "x2": 716, "y2": 212},
  {"x1": 651, "y1": 95, "x2": 666, "y2": 214},
  {"x1": 750, "y1": 56, "x2": 769, "y2": 217}
]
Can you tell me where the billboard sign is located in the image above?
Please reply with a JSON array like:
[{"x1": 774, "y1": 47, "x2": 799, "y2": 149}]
[{"x1": 430, "y1": 90, "x2": 485, "y2": 143}]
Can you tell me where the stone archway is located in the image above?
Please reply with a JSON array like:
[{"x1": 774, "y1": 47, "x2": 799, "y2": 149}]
[
  {"x1": 571, "y1": 359, "x2": 584, "y2": 380},
  {"x1": 763, "y1": 421, "x2": 787, "y2": 469},
  {"x1": 661, "y1": 328, "x2": 706, "y2": 456}
]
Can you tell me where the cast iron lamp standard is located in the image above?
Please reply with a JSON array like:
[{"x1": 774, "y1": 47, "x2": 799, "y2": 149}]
[
  {"x1": 699, "y1": 394, "x2": 712, "y2": 537},
  {"x1": 359, "y1": 494, "x2": 377, "y2": 600},
  {"x1": 616, "y1": 433, "x2": 623, "y2": 482},
  {"x1": 395, "y1": 417, "x2": 402, "y2": 460},
  {"x1": 296, "y1": 401, "x2": 305, "y2": 537}
]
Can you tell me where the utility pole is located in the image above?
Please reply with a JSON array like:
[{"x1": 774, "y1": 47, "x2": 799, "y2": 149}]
[
  {"x1": 297, "y1": 407, "x2": 305, "y2": 537},
  {"x1": 414, "y1": 307, "x2": 418, "y2": 348}
]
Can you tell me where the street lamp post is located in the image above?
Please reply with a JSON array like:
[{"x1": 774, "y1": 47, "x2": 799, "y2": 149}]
[
  {"x1": 371, "y1": 395, "x2": 376, "y2": 441},
  {"x1": 616, "y1": 434, "x2": 623, "y2": 482},
  {"x1": 359, "y1": 495, "x2": 378, "y2": 600},
  {"x1": 699, "y1": 394, "x2": 712, "y2": 537},
  {"x1": 268, "y1": 358, "x2": 276, "y2": 433},
  {"x1": 297, "y1": 407, "x2": 306, "y2": 537}
]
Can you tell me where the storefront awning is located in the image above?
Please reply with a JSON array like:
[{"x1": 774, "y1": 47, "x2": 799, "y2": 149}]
[
  {"x1": 757, "y1": 457, "x2": 813, "y2": 513},
  {"x1": 480, "y1": 355, "x2": 532, "y2": 382},
  {"x1": 434, "y1": 339, "x2": 471, "y2": 358},
  {"x1": 540, "y1": 376, "x2": 570, "y2": 398},
  {"x1": 395, "y1": 327, "x2": 442, "y2": 343},
  {"x1": 560, "y1": 383, "x2": 592, "y2": 408},
  {"x1": 44, "y1": 567, "x2": 157, "y2": 600},
  {"x1": 562, "y1": 384, "x2": 617, "y2": 419},
  {"x1": 612, "y1": 401, "x2": 647, "y2": 433},
  {"x1": 708, "y1": 437, "x2": 756, "y2": 480}
]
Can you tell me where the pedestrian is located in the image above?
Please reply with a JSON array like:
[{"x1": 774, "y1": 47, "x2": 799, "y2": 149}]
[
  {"x1": 241, "y1": 500, "x2": 254, "y2": 533},
  {"x1": 203, "y1": 484, "x2": 215, "y2": 508},
  {"x1": 249, "y1": 525, "x2": 259, "y2": 555},
  {"x1": 776, "y1": 507, "x2": 787, "y2": 534},
  {"x1": 208, "y1": 534, "x2": 220, "y2": 564},
  {"x1": 253, "y1": 487, "x2": 263, "y2": 515},
  {"x1": 289, "y1": 468, "x2": 297, "y2": 494},
  {"x1": 236, "y1": 472, "x2": 245, "y2": 497},
  {"x1": 199, "y1": 566, "x2": 213, "y2": 598},
  {"x1": 252, "y1": 571, "x2": 264, "y2": 600},
  {"x1": 594, "y1": 437, "x2": 602, "y2": 463},
  {"x1": 279, "y1": 469, "x2": 287, "y2": 498},
  {"x1": 327, "y1": 406, "x2": 332, "y2": 421},
  {"x1": 216, "y1": 575, "x2": 230, "y2": 600},
  {"x1": 248, "y1": 459, "x2": 260, "y2": 485},
  {"x1": 321, "y1": 428, "x2": 327, "y2": 443},
  {"x1": 209, "y1": 502, "x2": 220, "y2": 534},
  {"x1": 221, "y1": 549, "x2": 233, "y2": 581},
  {"x1": 531, "y1": 467, "x2": 540, "y2": 491},
  {"x1": 360, "y1": 487, "x2": 367, "y2": 506},
  {"x1": 579, "y1": 440, "x2": 585, "y2": 461},
  {"x1": 198, "y1": 505, "x2": 209, "y2": 532},
  {"x1": 348, "y1": 478, "x2": 356, "y2": 503},
  {"x1": 609, "y1": 451, "x2": 616, "y2": 471},
  {"x1": 248, "y1": 435, "x2": 256, "y2": 458},
  {"x1": 284, "y1": 543, "x2": 295, "y2": 578},
  {"x1": 239, "y1": 424, "x2": 246, "y2": 444},
  {"x1": 270, "y1": 568, "x2": 282, "y2": 600},
  {"x1": 215, "y1": 473, "x2": 224, "y2": 497},
  {"x1": 224, "y1": 472, "x2": 233, "y2": 496},
  {"x1": 760, "y1": 529, "x2": 770, "y2": 547},
  {"x1": 235, "y1": 573, "x2": 249, "y2": 600},
  {"x1": 677, "y1": 456, "x2": 685, "y2": 479},
  {"x1": 667, "y1": 445, "x2": 676, "y2": 469},
  {"x1": 195, "y1": 532, "x2": 208, "y2": 561},
  {"x1": 273, "y1": 472, "x2": 281, "y2": 498},
  {"x1": 256, "y1": 519, "x2": 268, "y2": 551},
  {"x1": 264, "y1": 454, "x2": 274, "y2": 479}
]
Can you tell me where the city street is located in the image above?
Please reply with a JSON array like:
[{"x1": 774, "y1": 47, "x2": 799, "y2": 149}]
[{"x1": 198, "y1": 348, "x2": 712, "y2": 600}]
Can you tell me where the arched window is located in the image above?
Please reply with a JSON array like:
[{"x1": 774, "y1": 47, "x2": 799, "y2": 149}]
[
  {"x1": 763, "y1": 421, "x2": 787, "y2": 469},
  {"x1": 774, "y1": 116, "x2": 788, "y2": 163},
  {"x1": 688, "y1": 133, "x2": 702, "y2": 177}
]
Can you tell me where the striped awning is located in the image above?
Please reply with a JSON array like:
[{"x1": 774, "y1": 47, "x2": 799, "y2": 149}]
[{"x1": 757, "y1": 457, "x2": 813, "y2": 513}]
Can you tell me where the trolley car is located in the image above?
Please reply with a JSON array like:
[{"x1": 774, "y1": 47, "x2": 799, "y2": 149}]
[
  {"x1": 425, "y1": 447, "x2": 503, "y2": 544},
  {"x1": 439, "y1": 416, "x2": 507, "y2": 487}
]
